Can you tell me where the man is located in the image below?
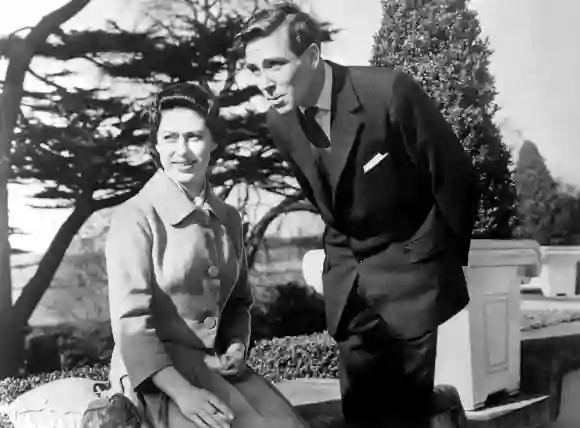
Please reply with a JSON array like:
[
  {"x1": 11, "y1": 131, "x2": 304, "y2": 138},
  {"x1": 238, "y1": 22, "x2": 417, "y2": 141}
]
[{"x1": 236, "y1": 3, "x2": 480, "y2": 427}]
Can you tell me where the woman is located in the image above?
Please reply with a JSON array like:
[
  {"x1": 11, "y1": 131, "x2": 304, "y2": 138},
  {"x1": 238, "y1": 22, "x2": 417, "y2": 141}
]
[{"x1": 106, "y1": 82, "x2": 308, "y2": 428}]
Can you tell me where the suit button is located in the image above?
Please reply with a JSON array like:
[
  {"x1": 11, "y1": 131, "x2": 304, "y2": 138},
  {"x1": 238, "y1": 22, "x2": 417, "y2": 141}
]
[
  {"x1": 204, "y1": 317, "x2": 217, "y2": 329},
  {"x1": 208, "y1": 265, "x2": 219, "y2": 278}
]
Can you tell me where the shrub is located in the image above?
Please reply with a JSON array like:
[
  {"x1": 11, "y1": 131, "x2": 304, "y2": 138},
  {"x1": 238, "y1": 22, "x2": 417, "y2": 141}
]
[
  {"x1": 0, "y1": 333, "x2": 337, "y2": 406},
  {"x1": 371, "y1": 0, "x2": 517, "y2": 237},
  {"x1": 248, "y1": 333, "x2": 339, "y2": 382},
  {"x1": 251, "y1": 282, "x2": 326, "y2": 343}
]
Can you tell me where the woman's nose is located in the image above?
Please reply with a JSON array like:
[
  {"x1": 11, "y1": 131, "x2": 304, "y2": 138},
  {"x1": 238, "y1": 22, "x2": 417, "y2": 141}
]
[{"x1": 175, "y1": 136, "x2": 189, "y2": 154}]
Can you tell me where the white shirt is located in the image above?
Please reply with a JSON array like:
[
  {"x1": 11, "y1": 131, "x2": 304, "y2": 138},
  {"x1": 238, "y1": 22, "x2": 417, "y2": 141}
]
[{"x1": 300, "y1": 61, "x2": 333, "y2": 143}]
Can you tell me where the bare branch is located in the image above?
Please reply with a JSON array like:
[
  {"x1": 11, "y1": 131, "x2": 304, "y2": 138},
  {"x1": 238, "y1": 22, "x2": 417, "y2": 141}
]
[{"x1": 27, "y1": 68, "x2": 67, "y2": 92}]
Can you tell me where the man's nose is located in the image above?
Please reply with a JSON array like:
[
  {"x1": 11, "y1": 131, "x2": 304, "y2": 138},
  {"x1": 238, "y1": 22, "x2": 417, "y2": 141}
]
[{"x1": 258, "y1": 74, "x2": 276, "y2": 96}]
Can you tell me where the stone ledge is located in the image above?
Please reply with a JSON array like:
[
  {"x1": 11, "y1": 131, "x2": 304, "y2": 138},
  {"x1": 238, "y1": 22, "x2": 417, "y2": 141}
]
[
  {"x1": 466, "y1": 394, "x2": 550, "y2": 428},
  {"x1": 521, "y1": 331, "x2": 580, "y2": 422},
  {"x1": 275, "y1": 379, "x2": 551, "y2": 428}
]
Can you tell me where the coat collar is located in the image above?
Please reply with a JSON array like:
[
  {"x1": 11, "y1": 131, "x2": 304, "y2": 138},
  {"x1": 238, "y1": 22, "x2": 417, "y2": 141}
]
[
  {"x1": 267, "y1": 61, "x2": 364, "y2": 219},
  {"x1": 144, "y1": 170, "x2": 229, "y2": 227}
]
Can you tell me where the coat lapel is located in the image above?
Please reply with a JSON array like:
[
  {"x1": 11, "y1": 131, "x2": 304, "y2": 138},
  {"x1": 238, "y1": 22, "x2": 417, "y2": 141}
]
[
  {"x1": 273, "y1": 109, "x2": 334, "y2": 222},
  {"x1": 327, "y1": 62, "x2": 363, "y2": 206}
]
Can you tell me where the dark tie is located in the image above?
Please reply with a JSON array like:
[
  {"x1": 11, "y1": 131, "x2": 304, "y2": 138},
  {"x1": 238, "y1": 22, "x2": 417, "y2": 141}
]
[{"x1": 301, "y1": 107, "x2": 331, "y2": 149}]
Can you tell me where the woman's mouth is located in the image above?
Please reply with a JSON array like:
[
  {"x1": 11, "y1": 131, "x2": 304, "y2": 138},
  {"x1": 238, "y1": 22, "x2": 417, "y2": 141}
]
[{"x1": 172, "y1": 160, "x2": 196, "y2": 171}]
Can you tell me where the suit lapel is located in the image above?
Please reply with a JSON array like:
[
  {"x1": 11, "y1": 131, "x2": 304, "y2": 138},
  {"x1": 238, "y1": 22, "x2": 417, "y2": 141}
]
[
  {"x1": 273, "y1": 109, "x2": 334, "y2": 222},
  {"x1": 327, "y1": 62, "x2": 363, "y2": 206}
]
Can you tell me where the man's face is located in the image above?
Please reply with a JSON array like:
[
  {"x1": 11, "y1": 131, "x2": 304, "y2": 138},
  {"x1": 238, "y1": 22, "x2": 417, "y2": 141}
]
[{"x1": 244, "y1": 25, "x2": 318, "y2": 114}]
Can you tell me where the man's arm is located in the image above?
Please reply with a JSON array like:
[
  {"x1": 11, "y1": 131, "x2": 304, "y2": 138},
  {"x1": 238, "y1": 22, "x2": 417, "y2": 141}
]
[{"x1": 392, "y1": 71, "x2": 480, "y2": 265}]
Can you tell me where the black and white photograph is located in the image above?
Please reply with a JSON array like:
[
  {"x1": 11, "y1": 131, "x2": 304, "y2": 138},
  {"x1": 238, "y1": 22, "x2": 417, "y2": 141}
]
[{"x1": 0, "y1": 0, "x2": 579, "y2": 427}]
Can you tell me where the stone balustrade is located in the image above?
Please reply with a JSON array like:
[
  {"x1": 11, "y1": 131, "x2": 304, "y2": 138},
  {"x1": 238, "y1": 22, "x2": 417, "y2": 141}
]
[{"x1": 301, "y1": 239, "x2": 543, "y2": 410}]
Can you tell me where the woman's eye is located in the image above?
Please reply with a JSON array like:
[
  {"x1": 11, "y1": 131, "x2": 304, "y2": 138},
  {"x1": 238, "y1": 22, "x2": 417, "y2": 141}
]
[{"x1": 163, "y1": 134, "x2": 178, "y2": 141}]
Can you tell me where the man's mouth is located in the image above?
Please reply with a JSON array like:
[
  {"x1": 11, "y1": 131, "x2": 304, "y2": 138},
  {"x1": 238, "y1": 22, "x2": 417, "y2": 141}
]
[{"x1": 269, "y1": 95, "x2": 285, "y2": 108}]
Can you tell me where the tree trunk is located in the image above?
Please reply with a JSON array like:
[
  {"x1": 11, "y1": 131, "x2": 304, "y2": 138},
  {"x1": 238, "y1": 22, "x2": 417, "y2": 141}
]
[
  {"x1": 245, "y1": 194, "x2": 317, "y2": 270},
  {"x1": 11, "y1": 204, "x2": 95, "y2": 326},
  {"x1": 0, "y1": 0, "x2": 92, "y2": 379}
]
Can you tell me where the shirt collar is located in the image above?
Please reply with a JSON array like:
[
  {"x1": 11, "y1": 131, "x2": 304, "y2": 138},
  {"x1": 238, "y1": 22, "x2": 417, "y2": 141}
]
[
  {"x1": 145, "y1": 170, "x2": 228, "y2": 227},
  {"x1": 300, "y1": 61, "x2": 333, "y2": 113}
]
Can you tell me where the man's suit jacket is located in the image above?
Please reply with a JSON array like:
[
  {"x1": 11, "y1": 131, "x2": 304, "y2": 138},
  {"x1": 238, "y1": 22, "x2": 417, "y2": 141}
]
[
  {"x1": 267, "y1": 62, "x2": 480, "y2": 339},
  {"x1": 106, "y1": 170, "x2": 252, "y2": 394}
]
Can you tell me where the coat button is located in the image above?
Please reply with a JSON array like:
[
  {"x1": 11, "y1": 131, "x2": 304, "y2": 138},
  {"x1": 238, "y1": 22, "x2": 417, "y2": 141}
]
[
  {"x1": 204, "y1": 317, "x2": 217, "y2": 329},
  {"x1": 208, "y1": 265, "x2": 219, "y2": 278}
]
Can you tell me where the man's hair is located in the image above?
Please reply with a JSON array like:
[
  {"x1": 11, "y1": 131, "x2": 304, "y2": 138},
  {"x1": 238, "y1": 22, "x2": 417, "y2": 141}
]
[{"x1": 235, "y1": 2, "x2": 324, "y2": 56}]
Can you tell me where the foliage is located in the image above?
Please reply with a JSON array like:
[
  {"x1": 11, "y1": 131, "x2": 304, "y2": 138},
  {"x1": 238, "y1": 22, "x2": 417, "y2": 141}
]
[
  {"x1": 21, "y1": 0, "x2": 326, "y2": 201},
  {"x1": 247, "y1": 333, "x2": 339, "y2": 382},
  {"x1": 371, "y1": 0, "x2": 517, "y2": 238},
  {"x1": 11, "y1": 88, "x2": 153, "y2": 206},
  {"x1": 522, "y1": 309, "x2": 580, "y2": 331},
  {"x1": 514, "y1": 140, "x2": 580, "y2": 245},
  {"x1": 251, "y1": 282, "x2": 326, "y2": 343}
]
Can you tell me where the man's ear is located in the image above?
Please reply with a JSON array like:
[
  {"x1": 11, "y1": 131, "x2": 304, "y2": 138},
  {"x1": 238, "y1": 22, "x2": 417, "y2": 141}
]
[{"x1": 307, "y1": 43, "x2": 321, "y2": 69}]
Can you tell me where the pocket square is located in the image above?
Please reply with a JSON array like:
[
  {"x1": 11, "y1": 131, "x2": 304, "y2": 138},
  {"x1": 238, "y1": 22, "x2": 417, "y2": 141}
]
[{"x1": 363, "y1": 152, "x2": 389, "y2": 173}]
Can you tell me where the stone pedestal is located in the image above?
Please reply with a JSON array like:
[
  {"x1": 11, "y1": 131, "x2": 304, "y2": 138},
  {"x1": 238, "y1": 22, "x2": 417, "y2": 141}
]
[
  {"x1": 302, "y1": 249, "x2": 325, "y2": 295},
  {"x1": 435, "y1": 239, "x2": 541, "y2": 410},
  {"x1": 538, "y1": 246, "x2": 580, "y2": 296}
]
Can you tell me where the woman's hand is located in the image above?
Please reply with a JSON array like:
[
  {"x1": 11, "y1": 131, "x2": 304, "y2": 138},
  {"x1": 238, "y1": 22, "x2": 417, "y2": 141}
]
[
  {"x1": 174, "y1": 385, "x2": 234, "y2": 428},
  {"x1": 152, "y1": 366, "x2": 234, "y2": 428},
  {"x1": 217, "y1": 342, "x2": 246, "y2": 378}
]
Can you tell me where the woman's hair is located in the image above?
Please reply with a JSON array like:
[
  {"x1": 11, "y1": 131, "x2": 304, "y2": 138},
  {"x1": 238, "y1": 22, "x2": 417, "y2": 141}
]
[{"x1": 145, "y1": 82, "x2": 224, "y2": 168}]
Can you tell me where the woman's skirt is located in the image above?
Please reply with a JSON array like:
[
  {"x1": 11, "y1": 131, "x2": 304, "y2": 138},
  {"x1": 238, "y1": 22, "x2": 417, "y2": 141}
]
[{"x1": 124, "y1": 346, "x2": 308, "y2": 428}]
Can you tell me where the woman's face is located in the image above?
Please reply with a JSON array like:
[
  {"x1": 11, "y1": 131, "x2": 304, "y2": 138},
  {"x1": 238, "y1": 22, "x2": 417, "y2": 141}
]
[{"x1": 156, "y1": 107, "x2": 216, "y2": 186}]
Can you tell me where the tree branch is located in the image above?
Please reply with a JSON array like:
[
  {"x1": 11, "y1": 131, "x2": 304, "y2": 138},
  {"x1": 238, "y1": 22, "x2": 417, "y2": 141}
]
[
  {"x1": 0, "y1": 0, "x2": 91, "y2": 315},
  {"x1": 244, "y1": 193, "x2": 318, "y2": 269}
]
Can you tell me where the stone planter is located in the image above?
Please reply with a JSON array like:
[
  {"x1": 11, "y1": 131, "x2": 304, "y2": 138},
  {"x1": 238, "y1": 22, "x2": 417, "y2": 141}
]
[
  {"x1": 302, "y1": 239, "x2": 542, "y2": 411},
  {"x1": 537, "y1": 246, "x2": 580, "y2": 296},
  {"x1": 302, "y1": 249, "x2": 325, "y2": 295},
  {"x1": 435, "y1": 239, "x2": 541, "y2": 410}
]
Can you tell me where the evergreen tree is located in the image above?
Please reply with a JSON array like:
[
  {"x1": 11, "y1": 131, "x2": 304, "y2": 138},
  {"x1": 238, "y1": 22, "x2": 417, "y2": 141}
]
[
  {"x1": 371, "y1": 0, "x2": 516, "y2": 238},
  {"x1": 514, "y1": 140, "x2": 580, "y2": 244}
]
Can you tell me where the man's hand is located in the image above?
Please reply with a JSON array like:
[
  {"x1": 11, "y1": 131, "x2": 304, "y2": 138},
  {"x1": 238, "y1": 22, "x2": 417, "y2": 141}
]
[{"x1": 217, "y1": 342, "x2": 246, "y2": 378}]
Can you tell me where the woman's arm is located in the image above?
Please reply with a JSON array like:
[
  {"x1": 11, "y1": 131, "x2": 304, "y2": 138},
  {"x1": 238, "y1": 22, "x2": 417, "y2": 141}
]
[
  {"x1": 107, "y1": 204, "x2": 182, "y2": 394},
  {"x1": 215, "y1": 211, "x2": 254, "y2": 356}
]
